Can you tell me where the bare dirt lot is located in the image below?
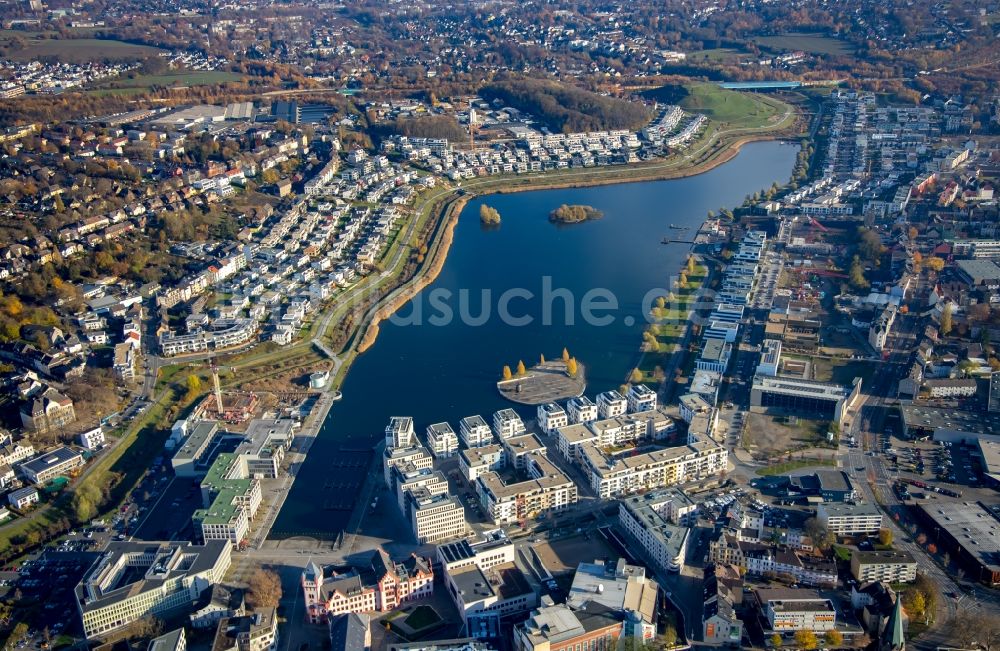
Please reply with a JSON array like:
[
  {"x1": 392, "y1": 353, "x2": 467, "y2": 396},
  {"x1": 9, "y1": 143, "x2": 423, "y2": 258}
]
[{"x1": 743, "y1": 411, "x2": 831, "y2": 456}]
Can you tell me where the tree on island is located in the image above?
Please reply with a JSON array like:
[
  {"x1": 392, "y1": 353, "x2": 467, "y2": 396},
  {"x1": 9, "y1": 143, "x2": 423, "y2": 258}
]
[
  {"x1": 687, "y1": 255, "x2": 696, "y2": 274},
  {"x1": 655, "y1": 296, "x2": 666, "y2": 309},
  {"x1": 479, "y1": 204, "x2": 501, "y2": 225},
  {"x1": 567, "y1": 357, "x2": 578, "y2": 377},
  {"x1": 540, "y1": 353, "x2": 546, "y2": 364},
  {"x1": 516, "y1": 360, "x2": 526, "y2": 376},
  {"x1": 562, "y1": 347, "x2": 570, "y2": 362},
  {"x1": 549, "y1": 204, "x2": 603, "y2": 224},
  {"x1": 502, "y1": 365, "x2": 512, "y2": 381}
]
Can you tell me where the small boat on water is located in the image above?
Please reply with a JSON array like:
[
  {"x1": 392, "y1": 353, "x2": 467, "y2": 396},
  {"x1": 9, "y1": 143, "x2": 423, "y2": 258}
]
[{"x1": 669, "y1": 223, "x2": 686, "y2": 229}]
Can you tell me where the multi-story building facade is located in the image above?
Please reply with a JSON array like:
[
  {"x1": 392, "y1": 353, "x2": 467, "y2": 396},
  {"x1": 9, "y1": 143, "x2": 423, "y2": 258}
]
[
  {"x1": 537, "y1": 403, "x2": 568, "y2": 434},
  {"x1": 596, "y1": 391, "x2": 627, "y2": 418},
  {"x1": 301, "y1": 549, "x2": 433, "y2": 623},
  {"x1": 407, "y1": 491, "x2": 467, "y2": 544},
  {"x1": 618, "y1": 490, "x2": 695, "y2": 574},
  {"x1": 459, "y1": 444, "x2": 505, "y2": 482},
  {"x1": 20, "y1": 386, "x2": 76, "y2": 434},
  {"x1": 385, "y1": 417, "x2": 415, "y2": 449},
  {"x1": 579, "y1": 439, "x2": 727, "y2": 499},
  {"x1": 817, "y1": 503, "x2": 884, "y2": 537},
  {"x1": 383, "y1": 445, "x2": 433, "y2": 487},
  {"x1": 492, "y1": 409, "x2": 525, "y2": 440},
  {"x1": 211, "y1": 608, "x2": 278, "y2": 651},
  {"x1": 76, "y1": 541, "x2": 232, "y2": 639},
  {"x1": 850, "y1": 551, "x2": 918, "y2": 583},
  {"x1": 755, "y1": 588, "x2": 836, "y2": 633},
  {"x1": 514, "y1": 603, "x2": 624, "y2": 651},
  {"x1": 425, "y1": 422, "x2": 459, "y2": 458},
  {"x1": 18, "y1": 446, "x2": 84, "y2": 485},
  {"x1": 459, "y1": 415, "x2": 493, "y2": 447},
  {"x1": 476, "y1": 453, "x2": 577, "y2": 524},
  {"x1": 566, "y1": 396, "x2": 598, "y2": 424},
  {"x1": 626, "y1": 384, "x2": 657, "y2": 413}
]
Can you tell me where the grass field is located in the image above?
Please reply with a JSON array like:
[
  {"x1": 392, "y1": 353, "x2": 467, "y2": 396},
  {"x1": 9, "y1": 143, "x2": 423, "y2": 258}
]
[
  {"x1": 687, "y1": 48, "x2": 745, "y2": 63},
  {"x1": 756, "y1": 458, "x2": 836, "y2": 476},
  {"x1": 754, "y1": 33, "x2": 852, "y2": 56},
  {"x1": 679, "y1": 82, "x2": 785, "y2": 128},
  {"x1": 8, "y1": 36, "x2": 163, "y2": 62},
  {"x1": 86, "y1": 70, "x2": 246, "y2": 95}
]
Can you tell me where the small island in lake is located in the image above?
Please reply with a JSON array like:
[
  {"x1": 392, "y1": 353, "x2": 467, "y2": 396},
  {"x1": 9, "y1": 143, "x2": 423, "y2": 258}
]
[
  {"x1": 549, "y1": 204, "x2": 603, "y2": 224},
  {"x1": 479, "y1": 204, "x2": 502, "y2": 225}
]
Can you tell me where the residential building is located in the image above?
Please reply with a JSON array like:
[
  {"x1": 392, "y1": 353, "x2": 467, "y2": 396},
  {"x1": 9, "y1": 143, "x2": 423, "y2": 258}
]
[
  {"x1": 596, "y1": 391, "x2": 627, "y2": 418},
  {"x1": 190, "y1": 585, "x2": 245, "y2": 629},
  {"x1": 566, "y1": 396, "x2": 598, "y2": 424},
  {"x1": 211, "y1": 609, "x2": 278, "y2": 651},
  {"x1": 149, "y1": 629, "x2": 187, "y2": 651},
  {"x1": 755, "y1": 588, "x2": 836, "y2": 633},
  {"x1": 476, "y1": 453, "x2": 577, "y2": 524},
  {"x1": 78, "y1": 426, "x2": 106, "y2": 450},
  {"x1": 579, "y1": 438, "x2": 727, "y2": 499},
  {"x1": 618, "y1": 491, "x2": 692, "y2": 574},
  {"x1": 817, "y1": 503, "x2": 884, "y2": 537},
  {"x1": 8, "y1": 486, "x2": 39, "y2": 509},
  {"x1": 444, "y1": 561, "x2": 537, "y2": 640},
  {"x1": 20, "y1": 386, "x2": 76, "y2": 434},
  {"x1": 537, "y1": 403, "x2": 568, "y2": 435},
  {"x1": 113, "y1": 342, "x2": 137, "y2": 381},
  {"x1": 492, "y1": 409, "x2": 525, "y2": 439},
  {"x1": 301, "y1": 549, "x2": 433, "y2": 622},
  {"x1": 501, "y1": 434, "x2": 547, "y2": 471},
  {"x1": 459, "y1": 444, "x2": 505, "y2": 483},
  {"x1": 923, "y1": 378, "x2": 978, "y2": 398},
  {"x1": 383, "y1": 446, "x2": 433, "y2": 487},
  {"x1": 76, "y1": 540, "x2": 232, "y2": 639},
  {"x1": 329, "y1": 613, "x2": 371, "y2": 651},
  {"x1": 702, "y1": 564, "x2": 743, "y2": 647},
  {"x1": 18, "y1": 446, "x2": 84, "y2": 485},
  {"x1": 851, "y1": 551, "x2": 918, "y2": 583},
  {"x1": 459, "y1": 416, "x2": 493, "y2": 448},
  {"x1": 426, "y1": 422, "x2": 459, "y2": 458},
  {"x1": 626, "y1": 384, "x2": 657, "y2": 413}
]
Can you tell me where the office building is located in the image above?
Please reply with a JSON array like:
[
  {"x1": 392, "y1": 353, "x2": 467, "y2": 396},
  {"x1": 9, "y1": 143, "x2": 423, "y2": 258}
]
[
  {"x1": 757, "y1": 340, "x2": 782, "y2": 377},
  {"x1": 407, "y1": 491, "x2": 467, "y2": 544},
  {"x1": 514, "y1": 603, "x2": 624, "y2": 651},
  {"x1": 383, "y1": 446, "x2": 433, "y2": 487},
  {"x1": 437, "y1": 533, "x2": 516, "y2": 574},
  {"x1": 386, "y1": 417, "x2": 415, "y2": 449},
  {"x1": 302, "y1": 549, "x2": 433, "y2": 622},
  {"x1": 211, "y1": 609, "x2": 278, "y2": 651},
  {"x1": 444, "y1": 561, "x2": 537, "y2": 640},
  {"x1": 172, "y1": 421, "x2": 222, "y2": 477},
  {"x1": 750, "y1": 376, "x2": 862, "y2": 424},
  {"x1": 76, "y1": 540, "x2": 232, "y2": 639},
  {"x1": 565, "y1": 559, "x2": 657, "y2": 641},
  {"x1": 914, "y1": 501, "x2": 1000, "y2": 586},
  {"x1": 755, "y1": 588, "x2": 836, "y2": 633},
  {"x1": 18, "y1": 446, "x2": 83, "y2": 485}
]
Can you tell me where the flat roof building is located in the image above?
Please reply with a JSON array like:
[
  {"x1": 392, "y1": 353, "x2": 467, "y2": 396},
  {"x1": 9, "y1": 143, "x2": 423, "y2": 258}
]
[
  {"x1": 851, "y1": 551, "x2": 917, "y2": 583},
  {"x1": 750, "y1": 375, "x2": 862, "y2": 424},
  {"x1": 18, "y1": 446, "x2": 83, "y2": 485},
  {"x1": 915, "y1": 501, "x2": 1000, "y2": 586}
]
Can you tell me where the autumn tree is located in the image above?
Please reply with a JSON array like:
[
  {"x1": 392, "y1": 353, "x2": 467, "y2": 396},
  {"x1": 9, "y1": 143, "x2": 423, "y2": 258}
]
[
  {"x1": 567, "y1": 357, "x2": 578, "y2": 377},
  {"x1": 502, "y1": 365, "x2": 512, "y2": 381},
  {"x1": 824, "y1": 630, "x2": 843, "y2": 647},
  {"x1": 927, "y1": 256, "x2": 946, "y2": 272},
  {"x1": 246, "y1": 568, "x2": 282, "y2": 609},
  {"x1": 794, "y1": 630, "x2": 818, "y2": 650},
  {"x1": 878, "y1": 528, "x2": 893, "y2": 546},
  {"x1": 803, "y1": 517, "x2": 834, "y2": 550},
  {"x1": 562, "y1": 347, "x2": 570, "y2": 362},
  {"x1": 769, "y1": 633, "x2": 783, "y2": 648},
  {"x1": 516, "y1": 360, "x2": 526, "y2": 376},
  {"x1": 940, "y1": 304, "x2": 953, "y2": 337}
]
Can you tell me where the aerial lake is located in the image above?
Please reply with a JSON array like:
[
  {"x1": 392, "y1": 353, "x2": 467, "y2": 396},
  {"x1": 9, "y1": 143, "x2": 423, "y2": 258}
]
[{"x1": 270, "y1": 140, "x2": 798, "y2": 538}]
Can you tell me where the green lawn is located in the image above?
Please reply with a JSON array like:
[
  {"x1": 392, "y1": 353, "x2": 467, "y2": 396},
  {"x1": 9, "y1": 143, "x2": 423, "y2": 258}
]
[
  {"x1": 688, "y1": 48, "x2": 746, "y2": 63},
  {"x1": 754, "y1": 33, "x2": 852, "y2": 56},
  {"x1": 9, "y1": 37, "x2": 163, "y2": 63},
  {"x1": 403, "y1": 605, "x2": 442, "y2": 632},
  {"x1": 680, "y1": 83, "x2": 785, "y2": 129}
]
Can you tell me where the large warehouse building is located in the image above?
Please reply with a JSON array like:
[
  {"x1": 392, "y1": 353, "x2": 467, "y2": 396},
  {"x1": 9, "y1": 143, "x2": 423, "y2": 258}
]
[{"x1": 914, "y1": 501, "x2": 1000, "y2": 586}]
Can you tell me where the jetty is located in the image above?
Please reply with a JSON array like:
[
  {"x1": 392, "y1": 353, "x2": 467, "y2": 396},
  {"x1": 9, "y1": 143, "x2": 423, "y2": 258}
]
[{"x1": 498, "y1": 359, "x2": 586, "y2": 405}]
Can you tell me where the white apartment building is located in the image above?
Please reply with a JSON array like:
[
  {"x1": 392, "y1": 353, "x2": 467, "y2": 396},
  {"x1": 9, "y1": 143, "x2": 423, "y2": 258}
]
[
  {"x1": 817, "y1": 503, "x2": 884, "y2": 537},
  {"x1": 459, "y1": 415, "x2": 494, "y2": 448},
  {"x1": 78, "y1": 426, "x2": 106, "y2": 450},
  {"x1": 850, "y1": 551, "x2": 918, "y2": 583},
  {"x1": 566, "y1": 396, "x2": 598, "y2": 424},
  {"x1": 492, "y1": 409, "x2": 526, "y2": 440},
  {"x1": 626, "y1": 384, "x2": 657, "y2": 413},
  {"x1": 580, "y1": 439, "x2": 728, "y2": 499},
  {"x1": 476, "y1": 454, "x2": 577, "y2": 524},
  {"x1": 618, "y1": 492, "x2": 691, "y2": 574},
  {"x1": 536, "y1": 403, "x2": 568, "y2": 435},
  {"x1": 597, "y1": 391, "x2": 627, "y2": 418},
  {"x1": 459, "y1": 444, "x2": 505, "y2": 482},
  {"x1": 76, "y1": 541, "x2": 232, "y2": 639},
  {"x1": 756, "y1": 588, "x2": 836, "y2": 633},
  {"x1": 385, "y1": 417, "x2": 415, "y2": 449},
  {"x1": 383, "y1": 446, "x2": 433, "y2": 487},
  {"x1": 426, "y1": 422, "x2": 459, "y2": 458}
]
